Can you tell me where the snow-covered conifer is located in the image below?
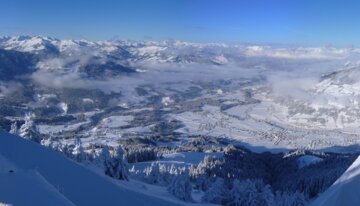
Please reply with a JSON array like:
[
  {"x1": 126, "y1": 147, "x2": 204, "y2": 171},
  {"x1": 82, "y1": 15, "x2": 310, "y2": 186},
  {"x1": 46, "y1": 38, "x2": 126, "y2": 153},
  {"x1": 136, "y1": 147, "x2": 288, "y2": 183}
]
[
  {"x1": 228, "y1": 179, "x2": 274, "y2": 206},
  {"x1": 202, "y1": 177, "x2": 227, "y2": 204},
  {"x1": 167, "y1": 172, "x2": 193, "y2": 202},
  {"x1": 19, "y1": 113, "x2": 41, "y2": 143},
  {"x1": 145, "y1": 162, "x2": 162, "y2": 184},
  {"x1": 73, "y1": 137, "x2": 86, "y2": 162},
  {"x1": 110, "y1": 146, "x2": 129, "y2": 181},
  {"x1": 274, "y1": 191, "x2": 307, "y2": 206},
  {"x1": 9, "y1": 121, "x2": 18, "y2": 134}
]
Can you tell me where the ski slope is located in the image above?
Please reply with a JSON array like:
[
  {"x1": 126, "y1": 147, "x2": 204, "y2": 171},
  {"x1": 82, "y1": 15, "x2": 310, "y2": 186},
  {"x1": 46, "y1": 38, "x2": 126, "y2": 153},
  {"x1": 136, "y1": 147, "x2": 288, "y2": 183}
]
[{"x1": 0, "y1": 131, "x2": 173, "y2": 206}]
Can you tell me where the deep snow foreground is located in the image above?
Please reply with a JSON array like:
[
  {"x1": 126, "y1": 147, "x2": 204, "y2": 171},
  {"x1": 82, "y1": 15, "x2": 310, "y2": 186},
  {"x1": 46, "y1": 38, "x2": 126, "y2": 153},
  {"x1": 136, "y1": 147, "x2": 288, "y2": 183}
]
[
  {"x1": 311, "y1": 155, "x2": 360, "y2": 206},
  {"x1": 0, "y1": 131, "x2": 172, "y2": 206},
  {"x1": 0, "y1": 169, "x2": 75, "y2": 206}
]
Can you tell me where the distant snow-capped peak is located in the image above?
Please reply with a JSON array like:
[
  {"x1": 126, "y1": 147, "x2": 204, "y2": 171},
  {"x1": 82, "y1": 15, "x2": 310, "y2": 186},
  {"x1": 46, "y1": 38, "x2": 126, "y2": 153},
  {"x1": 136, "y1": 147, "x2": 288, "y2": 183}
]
[
  {"x1": 1, "y1": 35, "x2": 359, "y2": 64},
  {"x1": 0, "y1": 35, "x2": 59, "y2": 53}
]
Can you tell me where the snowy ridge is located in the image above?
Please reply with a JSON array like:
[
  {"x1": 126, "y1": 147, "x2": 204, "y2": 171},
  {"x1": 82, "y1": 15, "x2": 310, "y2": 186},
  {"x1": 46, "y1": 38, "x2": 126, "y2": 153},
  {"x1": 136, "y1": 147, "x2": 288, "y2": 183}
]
[
  {"x1": 0, "y1": 36, "x2": 59, "y2": 53},
  {"x1": 311, "y1": 155, "x2": 360, "y2": 206},
  {"x1": 0, "y1": 35, "x2": 358, "y2": 63}
]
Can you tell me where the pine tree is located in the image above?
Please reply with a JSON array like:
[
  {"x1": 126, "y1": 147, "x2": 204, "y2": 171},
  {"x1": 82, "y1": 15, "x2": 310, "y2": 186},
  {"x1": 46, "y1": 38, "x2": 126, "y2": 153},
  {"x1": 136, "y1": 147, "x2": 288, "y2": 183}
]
[
  {"x1": 40, "y1": 135, "x2": 54, "y2": 148},
  {"x1": 169, "y1": 164, "x2": 178, "y2": 175},
  {"x1": 274, "y1": 191, "x2": 307, "y2": 206},
  {"x1": 167, "y1": 171, "x2": 193, "y2": 202},
  {"x1": 189, "y1": 155, "x2": 222, "y2": 191},
  {"x1": 19, "y1": 113, "x2": 41, "y2": 143},
  {"x1": 145, "y1": 162, "x2": 161, "y2": 184},
  {"x1": 98, "y1": 145, "x2": 129, "y2": 181},
  {"x1": 61, "y1": 144, "x2": 74, "y2": 158},
  {"x1": 73, "y1": 137, "x2": 86, "y2": 162},
  {"x1": 89, "y1": 145, "x2": 97, "y2": 161},
  {"x1": 95, "y1": 145, "x2": 112, "y2": 173},
  {"x1": 159, "y1": 163, "x2": 171, "y2": 185},
  {"x1": 9, "y1": 121, "x2": 18, "y2": 134},
  {"x1": 202, "y1": 177, "x2": 227, "y2": 204},
  {"x1": 110, "y1": 146, "x2": 129, "y2": 181},
  {"x1": 227, "y1": 179, "x2": 274, "y2": 206}
]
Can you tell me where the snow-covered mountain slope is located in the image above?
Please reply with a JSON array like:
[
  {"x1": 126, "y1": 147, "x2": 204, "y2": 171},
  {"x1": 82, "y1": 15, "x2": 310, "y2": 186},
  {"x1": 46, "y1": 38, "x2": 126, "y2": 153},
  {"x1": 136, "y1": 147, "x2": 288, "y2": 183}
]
[
  {"x1": 2, "y1": 35, "x2": 360, "y2": 84},
  {"x1": 1, "y1": 35, "x2": 358, "y2": 64},
  {"x1": 315, "y1": 66, "x2": 360, "y2": 105},
  {"x1": 0, "y1": 151, "x2": 75, "y2": 206},
  {"x1": 4, "y1": 35, "x2": 360, "y2": 152},
  {"x1": 310, "y1": 155, "x2": 360, "y2": 206},
  {"x1": 0, "y1": 131, "x2": 172, "y2": 206},
  {"x1": 0, "y1": 48, "x2": 36, "y2": 80},
  {"x1": 0, "y1": 36, "x2": 59, "y2": 54},
  {"x1": 250, "y1": 63, "x2": 360, "y2": 131},
  {"x1": 0, "y1": 168, "x2": 75, "y2": 206}
]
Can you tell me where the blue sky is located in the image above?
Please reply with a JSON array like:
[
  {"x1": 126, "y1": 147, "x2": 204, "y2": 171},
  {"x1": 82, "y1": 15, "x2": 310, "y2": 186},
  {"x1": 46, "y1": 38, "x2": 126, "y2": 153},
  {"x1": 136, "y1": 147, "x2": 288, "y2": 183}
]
[{"x1": 1, "y1": 0, "x2": 360, "y2": 46}]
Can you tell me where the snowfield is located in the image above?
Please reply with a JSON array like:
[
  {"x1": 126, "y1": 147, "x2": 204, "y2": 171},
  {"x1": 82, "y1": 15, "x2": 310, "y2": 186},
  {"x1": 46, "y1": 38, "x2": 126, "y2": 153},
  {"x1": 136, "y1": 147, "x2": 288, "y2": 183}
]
[{"x1": 0, "y1": 131, "x2": 172, "y2": 206}]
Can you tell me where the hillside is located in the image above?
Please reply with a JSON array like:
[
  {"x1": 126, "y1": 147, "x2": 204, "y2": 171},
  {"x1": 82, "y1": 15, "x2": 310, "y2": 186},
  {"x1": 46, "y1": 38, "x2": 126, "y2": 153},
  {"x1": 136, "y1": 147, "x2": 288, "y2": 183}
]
[
  {"x1": 0, "y1": 130, "x2": 173, "y2": 206},
  {"x1": 311, "y1": 155, "x2": 360, "y2": 206}
]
